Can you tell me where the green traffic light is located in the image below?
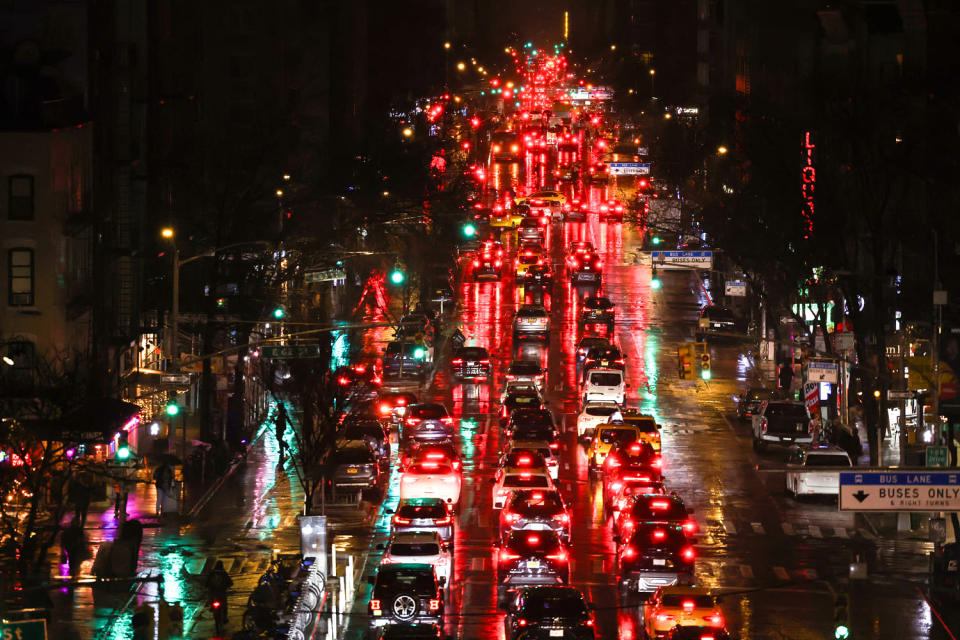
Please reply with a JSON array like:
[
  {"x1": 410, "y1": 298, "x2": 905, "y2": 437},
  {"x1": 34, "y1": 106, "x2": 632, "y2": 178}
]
[
  {"x1": 165, "y1": 403, "x2": 180, "y2": 417},
  {"x1": 390, "y1": 270, "x2": 405, "y2": 285},
  {"x1": 116, "y1": 446, "x2": 131, "y2": 460},
  {"x1": 835, "y1": 625, "x2": 849, "y2": 640},
  {"x1": 273, "y1": 307, "x2": 285, "y2": 319},
  {"x1": 701, "y1": 369, "x2": 712, "y2": 380},
  {"x1": 651, "y1": 236, "x2": 662, "y2": 245},
  {"x1": 651, "y1": 278, "x2": 662, "y2": 290},
  {"x1": 414, "y1": 348, "x2": 426, "y2": 359},
  {"x1": 463, "y1": 223, "x2": 476, "y2": 237}
]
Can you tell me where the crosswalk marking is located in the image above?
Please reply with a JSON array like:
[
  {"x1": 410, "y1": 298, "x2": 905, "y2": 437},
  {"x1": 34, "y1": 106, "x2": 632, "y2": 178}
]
[
  {"x1": 750, "y1": 522, "x2": 764, "y2": 534},
  {"x1": 781, "y1": 522, "x2": 794, "y2": 536},
  {"x1": 773, "y1": 566, "x2": 790, "y2": 581},
  {"x1": 808, "y1": 525, "x2": 823, "y2": 538},
  {"x1": 739, "y1": 564, "x2": 754, "y2": 579}
]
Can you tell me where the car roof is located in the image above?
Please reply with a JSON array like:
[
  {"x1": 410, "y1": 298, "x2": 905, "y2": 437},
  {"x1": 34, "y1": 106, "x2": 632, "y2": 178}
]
[{"x1": 390, "y1": 531, "x2": 444, "y2": 545}]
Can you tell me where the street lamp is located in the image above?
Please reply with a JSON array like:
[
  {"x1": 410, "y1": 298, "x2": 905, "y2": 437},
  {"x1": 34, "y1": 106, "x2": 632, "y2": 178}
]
[
  {"x1": 717, "y1": 146, "x2": 729, "y2": 156},
  {"x1": 457, "y1": 62, "x2": 466, "y2": 71},
  {"x1": 444, "y1": 42, "x2": 451, "y2": 50},
  {"x1": 402, "y1": 127, "x2": 413, "y2": 138},
  {"x1": 649, "y1": 69, "x2": 656, "y2": 98}
]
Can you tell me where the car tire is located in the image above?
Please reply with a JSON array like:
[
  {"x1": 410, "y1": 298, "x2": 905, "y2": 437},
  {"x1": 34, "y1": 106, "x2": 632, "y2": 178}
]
[{"x1": 389, "y1": 592, "x2": 420, "y2": 622}]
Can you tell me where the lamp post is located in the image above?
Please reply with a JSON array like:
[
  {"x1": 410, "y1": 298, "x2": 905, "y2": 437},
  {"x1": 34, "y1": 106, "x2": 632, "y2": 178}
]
[{"x1": 649, "y1": 69, "x2": 656, "y2": 100}]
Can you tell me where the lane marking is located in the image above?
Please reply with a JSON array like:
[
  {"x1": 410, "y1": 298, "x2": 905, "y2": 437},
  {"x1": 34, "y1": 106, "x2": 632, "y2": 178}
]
[
  {"x1": 773, "y1": 566, "x2": 790, "y2": 581},
  {"x1": 751, "y1": 522, "x2": 765, "y2": 534}
]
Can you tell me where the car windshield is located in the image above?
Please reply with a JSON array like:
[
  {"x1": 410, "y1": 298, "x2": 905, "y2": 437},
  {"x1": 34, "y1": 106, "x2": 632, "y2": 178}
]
[
  {"x1": 589, "y1": 372, "x2": 623, "y2": 386},
  {"x1": 386, "y1": 342, "x2": 421, "y2": 357},
  {"x1": 578, "y1": 338, "x2": 608, "y2": 351},
  {"x1": 520, "y1": 217, "x2": 541, "y2": 226},
  {"x1": 585, "y1": 405, "x2": 619, "y2": 417},
  {"x1": 376, "y1": 567, "x2": 436, "y2": 592},
  {"x1": 523, "y1": 591, "x2": 588, "y2": 617},
  {"x1": 513, "y1": 491, "x2": 563, "y2": 510},
  {"x1": 599, "y1": 429, "x2": 638, "y2": 445},
  {"x1": 805, "y1": 453, "x2": 850, "y2": 467},
  {"x1": 512, "y1": 426, "x2": 555, "y2": 441},
  {"x1": 530, "y1": 191, "x2": 558, "y2": 198},
  {"x1": 509, "y1": 362, "x2": 543, "y2": 374},
  {"x1": 407, "y1": 462, "x2": 453, "y2": 474},
  {"x1": 505, "y1": 451, "x2": 546, "y2": 466},
  {"x1": 396, "y1": 501, "x2": 447, "y2": 518},
  {"x1": 633, "y1": 498, "x2": 685, "y2": 520},
  {"x1": 334, "y1": 448, "x2": 374, "y2": 464},
  {"x1": 410, "y1": 405, "x2": 447, "y2": 419},
  {"x1": 391, "y1": 543, "x2": 440, "y2": 556},
  {"x1": 766, "y1": 404, "x2": 808, "y2": 419},
  {"x1": 456, "y1": 347, "x2": 488, "y2": 360},
  {"x1": 661, "y1": 594, "x2": 715, "y2": 608},
  {"x1": 342, "y1": 425, "x2": 383, "y2": 440},
  {"x1": 584, "y1": 297, "x2": 613, "y2": 309},
  {"x1": 624, "y1": 417, "x2": 658, "y2": 432},
  {"x1": 504, "y1": 475, "x2": 550, "y2": 488},
  {"x1": 516, "y1": 308, "x2": 546, "y2": 318}
]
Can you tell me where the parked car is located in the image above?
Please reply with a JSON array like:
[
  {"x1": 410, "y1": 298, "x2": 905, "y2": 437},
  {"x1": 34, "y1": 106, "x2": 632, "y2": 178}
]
[{"x1": 751, "y1": 400, "x2": 812, "y2": 452}]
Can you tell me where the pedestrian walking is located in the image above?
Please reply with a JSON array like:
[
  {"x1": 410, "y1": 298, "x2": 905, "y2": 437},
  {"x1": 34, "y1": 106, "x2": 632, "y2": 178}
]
[
  {"x1": 276, "y1": 403, "x2": 288, "y2": 460},
  {"x1": 61, "y1": 520, "x2": 89, "y2": 578},
  {"x1": 152, "y1": 461, "x2": 174, "y2": 515},
  {"x1": 69, "y1": 473, "x2": 91, "y2": 527}
]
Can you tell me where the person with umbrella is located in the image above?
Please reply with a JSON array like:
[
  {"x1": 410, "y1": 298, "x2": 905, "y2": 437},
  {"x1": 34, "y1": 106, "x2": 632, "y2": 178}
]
[{"x1": 153, "y1": 460, "x2": 175, "y2": 516}]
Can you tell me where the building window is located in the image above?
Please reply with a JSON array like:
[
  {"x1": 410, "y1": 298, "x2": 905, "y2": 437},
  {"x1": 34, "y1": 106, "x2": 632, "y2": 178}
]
[
  {"x1": 8, "y1": 248, "x2": 34, "y2": 306},
  {"x1": 9, "y1": 175, "x2": 35, "y2": 220}
]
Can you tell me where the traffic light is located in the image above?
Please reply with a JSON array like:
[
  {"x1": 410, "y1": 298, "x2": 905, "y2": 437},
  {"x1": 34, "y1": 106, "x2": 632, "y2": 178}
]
[
  {"x1": 116, "y1": 433, "x2": 131, "y2": 461},
  {"x1": 462, "y1": 223, "x2": 476, "y2": 238},
  {"x1": 651, "y1": 269, "x2": 662, "y2": 290},
  {"x1": 651, "y1": 235, "x2": 662, "y2": 246},
  {"x1": 834, "y1": 594, "x2": 850, "y2": 639},
  {"x1": 700, "y1": 353, "x2": 711, "y2": 380},
  {"x1": 272, "y1": 306, "x2": 285, "y2": 319},
  {"x1": 165, "y1": 402, "x2": 180, "y2": 417},
  {"x1": 413, "y1": 347, "x2": 426, "y2": 360},
  {"x1": 389, "y1": 268, "x2": 405, "y2": 285}
]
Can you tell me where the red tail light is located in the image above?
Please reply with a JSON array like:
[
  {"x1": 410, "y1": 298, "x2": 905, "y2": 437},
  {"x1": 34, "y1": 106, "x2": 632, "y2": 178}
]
[
  {"x1": 379, "y1": 403, "x2": 391, "y2": 414},
  {"x1": 370, "y1": 599, "x2": 381, "y2": 611},
  {"x1": 473, "y1": 260, "x2": 480, "y2": 268},
  {"x1": 709, "y1": 613, "x2": 724, "y2": 627},
  {"x1": 622, "y1": 545, "x2": 637, "y2": 559},
  {"x1": 553, "y1": 512, "x2": 570, "y2": 525},
  {"x1": 657, "y1": 613, "x2": 676, "y2": 622},
  {"x1": 406, "y1": 417, "x2": 421, "y2": 426},
  {"x1": 609, "y1": 480, "x2": 623, "y2": 492},
  {"x1": 517, "y1": 618, "x2": 528, "y2": 627},
  {"x1": 549, "y1": 442, "x2": 559, "y2": 450},
  {"x1": 683, "y1": 519, "x2": 698, "y2": 534},
  {"x1": 393, "y1": 516, "x2": 411, "y2": 525},
  {"x1": 505, "y1": 511, "x2": 520, "y2": 523},
  {"x1": 546, "y1": 549, "x2": 568, "y2": 562},
  {"x1": 682, "y1": 599, "x2": 696, "y2": 612},
  {"x1": 651, "y1": 456, "x2": 663, "y2": 469},
  {"x1": 480, "y1": 359, "x2": 490, "y2": 365},
  {"x1": 429, "y1": 599, "x2": 440, "y2": 611},
  {"x1": 681, "y1": 546, "x2": 696, "y2": 561},
  {"x1": 499, "y1": 550, "x2": 521, "y2": 562},
  {"x1": 212, "y1": 600, "x2": 222, "y2": 609},
  {"x1": 651, "y1": 499, "x2": 671, "y2": 510},
  {"x1": 652, "y1": 529, "x2": 667, "y2": 541},
  {"x1": 434, "y1": 516, "x2": 452, "y2": 525},
  {"x1": 441, "y1": 416, "x2": 454, "y2": 425},
  {"x1": 452, "y1": 359, "x2": 463, "y2": 365}
]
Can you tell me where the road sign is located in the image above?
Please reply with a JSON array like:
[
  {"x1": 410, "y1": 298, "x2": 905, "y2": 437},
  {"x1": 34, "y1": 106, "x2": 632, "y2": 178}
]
[
  {"x1": 160, "y1": 373, "x2": 191, "y2": 388},
  {"x1": 304, "y1": 267, "x2": 346, "y2": 283},
  {"x1": 607, "y1": 162, "x2": 651, "y2": 175},
  {"x1": 260, "y1": 345, "x2": 322, "y2": 359},
  {"x1": 839, "y1": 471, "x2": 960, "y2": 512},
  {"x1": 926, "y1": 446, "x2": 949, "y2": 468},
  {"x1": 636, "y1": 146, "x2": 649, "y2": 155},
  {"x1": 806, "y1": 360, "x2": 839, "y2": 383},
  {"x1": 725, "y1": 281, "x2": 746, "y2": 297},
  {"x1": 650, "y1": 250, "x2": 713, "y2": 268},
  {"x1": 0, "y1": 619, "x2": 47, "y2": 640},
  {"x1": 887, "y1": 389, "x2": 914, "y2": 401},
  {"x1": 804, "y1": 382, "x2": 819, "y2": 412}
]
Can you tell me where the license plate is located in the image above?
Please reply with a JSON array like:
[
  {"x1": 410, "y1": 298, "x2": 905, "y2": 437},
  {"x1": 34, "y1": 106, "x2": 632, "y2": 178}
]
[
  {"x1": 579, "y1": 273, "x2": 596, "y2": 279},
  {"x1": 550, "y1": 631, "x2": 564, "y2": 637},
  {"x1": 653, "y1": 558, "x2": 667, "y2": 566},
  {"x1": 347, "y1": 468, "x2": 358, "y2": 474},
  {"x1": 525, "y1": 523, "x2": 550, "y2": 530},
  {"x1": 527, "y1": 560, "x2": 540, "y2": 569},
  {"x1": 467, "y1": 362, "x2": 476, "y2": 366}
]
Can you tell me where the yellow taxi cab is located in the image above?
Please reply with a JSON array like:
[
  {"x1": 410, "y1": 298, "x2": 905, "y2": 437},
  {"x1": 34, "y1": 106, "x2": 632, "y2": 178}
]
[
  {"x1": 621, "y1": 410, "x2": 662, "y2": 453},
  {"x1": 515, "y1": 244, "x2": 545, "y2": 276},
  {"x1": 586, "y1": 423, "x2": 642, "y2": 472},
  {"x1": 515, "y1": 190, "x2": 566, "y2": 206},
  {"x1": 489, "y1": 204, "x2": 523, "y2": 228},
  {"x1": 644, "y1": 586, "x2": 724, "y2": 638}
]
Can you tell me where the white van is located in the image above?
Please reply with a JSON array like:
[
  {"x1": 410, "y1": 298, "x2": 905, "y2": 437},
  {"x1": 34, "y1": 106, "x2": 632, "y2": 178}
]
[{"x1": 582, "y1": 368, "x2": 626, "y2": 406}]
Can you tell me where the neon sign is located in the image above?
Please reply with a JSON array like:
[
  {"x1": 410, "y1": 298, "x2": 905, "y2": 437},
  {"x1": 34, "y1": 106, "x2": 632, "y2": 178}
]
[{"x1": 801, "y1": 131, "x2": 815, "y2": 239}]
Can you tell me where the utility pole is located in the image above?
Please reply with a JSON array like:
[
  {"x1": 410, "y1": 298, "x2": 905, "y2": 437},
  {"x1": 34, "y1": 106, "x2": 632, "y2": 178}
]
[{"x1": 932, "y1": 230, "x2": 945, "y2": 444}]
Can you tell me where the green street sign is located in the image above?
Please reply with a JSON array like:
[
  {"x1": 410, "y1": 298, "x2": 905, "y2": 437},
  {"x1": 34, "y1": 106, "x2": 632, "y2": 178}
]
[
  {"x1": 261, "y1": 345, "x2": 322, "y2": 359},
  {"x1": 926, "y1": 445, "x2": 949, "y2": 468},
  {"x1": 0, "y1": 619, "x2": 47, "y2": 640}
]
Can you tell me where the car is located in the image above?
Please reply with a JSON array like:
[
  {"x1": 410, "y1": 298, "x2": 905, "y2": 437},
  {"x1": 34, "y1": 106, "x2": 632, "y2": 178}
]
[
  {"x1": 555, "y1": 165, "x2": 577, "y2": 183},
  {"x1": 575, "y1": 336, "x2": 610, "y2": 372},
  {"x1": 383, "y1": 341, "x2": 429, "y2": 380},
  {"x1": 329, "y1": 441, "x2": 380, "y2": 490},
  {"x1": 736, "y1": 387, "x2": 781, "y2": 421},
  {"x1": 517, "y1": 190, "x2": 566, "y2": 207},
  {"x1": 479, "y1": 239, "x2": 506, "y2": 258},
  {"x1": 367, "y1": 563, "x2": 445, "y2": 631},
  {"x1": 665, "y1": 626, "x2": 733, "y2": 640},
  {"x1": 615, "y1": 523, "x2": 695, "y2": 593},
  {"x1": 375, "y1": 623, "x2": 444, "y2": 639},
  {"x1": 645, "y1": 586, "x2": 724, "y2": 639},
  {"x1": 450, "y1": 346, "x2": 491, "y2": 382},
  {"x1": 399, "y1": 459, "x2": 462, "y2": 507},
  {"x1": 339, "y1": 419, "x2": 390, "y2": 462},
  {"x1": 557, "y1": 132, "x2": 579, "y2": 150},
  {"x1": 576, "y1": 400, "x2": 621, "y2": 441},
  {"x1": 581, "y1": 368, "x2": 626, "y2": 406},
  {"x1": 502, "y1": 440, "x2": 559, "y2": 480},
  {"x1": 500, "y1": 381, "x2": 543, "y2": 404},
  {"x1": 390, "y1": 498, "x2": 454, "y2": 542},
  {"x1": 587, "y1": 162, "x2": 609, "y2": 183},
  {"x1": 620, "y1": 409, "x2": 663, "y2": 453},
  {"x1": 490, "y1": 204, "x2": 524, "y2": 228},
  {"x1": 496, "y1": 529, "x2": 570, "y2": 590},
  {"x1": 506, "y1": 422, "x2": 560, "y2": 454},
  {"x1": 502, "y1": 586, "x2": 596, "y2": 640},
  {"x1": 563, "y1": 199, "x2": 590, "y2": 222},
  {"x1": 504, "y1": 408, "x2": 558, "y2": 441},
  {"x1": 607, "y1": 478, "x2": 667, "y2": 518},
  {"x1": 500, "y1": 489, "x2": 571, "y2": 543},
  {"x1": 403, "y1": 404, "x2": 456, "y2": 444},
  {"x1": 586, "y1": 423, "x2": 642, "y2": 471},
  {"x1": 614, "y1": 493, "x2": 697, "y2": 539},
  {"x1": 579, "y1": 296, "x2": 615, "y2": 328},
  {"x1": 470, "y1": 250, "x2": 504, "y2": 280},
  {"x1": 521, "y1": 263, "x2": 553, "y2": 288},
  {"x1": 515, "y1": 244, "x2": 546, "y2": 276},
  {"x1": 518, "y1": 216, "x2": 546, "y2": 243},
  {"x1": 751, "y1": 400, "x2": 812, "y2": 452},
  {"x1": 492, "y1": 470, "x2": 555, "y2": 509},
  {"x1": 601, "y1": 441, "x2": 662, "y2": 504},
  {"x1": 497, "y1": 447, "x2": 549, "y2": 476},
  {"x1": 498, "y1": 390, "x2": 546, "y2": 427},
  {"x1": 505, "y1": 360, "x2": 546, "y2": 390},
  {"x1": 379, "y1": 532, "x2": 452, "y2": 586},
  {"x1": 566, "y1": 241, "x2": 595, "y2": 259},
  {"x1": 785, "y1": 445, "x2": 852, "y2": 498},
  {"x1": 597, "y1": 199, "x2": 624, "y2": 221},
  {"x1": 695, "y1": 306, "x2": 743, "y2": 341},
  {"x1": 513, "y1": 306, "x2": 550, "y2": 340},
  {"x1": 492, "y1": 132, "x2": 523, "y2": 162},
  {"x1": 379, "y1": 392, "x2": 418, "y2": 429},
  {"x1": 400, "y1": 441, "x2": 462, "y2": 473},
  {"x1": 581, "y1": 346, "x2": 626, "y2": 381},
  {"x1": 569, "y1": 251, "x2": 602, "y2": 285}
]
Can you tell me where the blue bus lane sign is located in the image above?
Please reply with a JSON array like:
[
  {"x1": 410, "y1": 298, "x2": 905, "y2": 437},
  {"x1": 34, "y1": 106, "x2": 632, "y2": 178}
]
[{"x1": 839, "y1": 471, "x2": 960, "y2": 512}]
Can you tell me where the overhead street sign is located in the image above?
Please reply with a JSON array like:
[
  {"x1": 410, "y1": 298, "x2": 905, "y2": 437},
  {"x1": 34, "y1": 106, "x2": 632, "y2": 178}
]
[
  {"x1": 839, "y1": 471, "x2": 960, "y2": 512},
  {"x1": 607, "y1": 162, "x2": 651, "y2": 175},
  {"x1": 725, "y1": 281, "x2": 746, "y2": 297},
  {"x1": 260, "y1": 345, "x2": 322, "y2": 359},
  {"x1": 0, "y1": 619, "x2": 47, "y2": 640},
  {"x1": 806, "y1": 360, "x2": 839, "y2": 383},
  {"x1": 650, "y1": 250, "x2": 713, "y2": 269},
  {"x1": 887, "y1": 390, "x2": 914, "y2": 401},
  {"x1": 160, "y1": 373, "x2": 191, "y2": 387},
  {"x1": 304, "y1": 267, "x2": 346, "y2": 283},
  {"x1": 926, "y1": 446, "x2": 949, "y2": 468}
]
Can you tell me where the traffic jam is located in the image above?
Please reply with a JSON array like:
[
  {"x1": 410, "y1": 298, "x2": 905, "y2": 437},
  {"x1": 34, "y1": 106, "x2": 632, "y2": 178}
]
[{"x1": 340, "y1": 46, "x2": 735, "y2": 640}]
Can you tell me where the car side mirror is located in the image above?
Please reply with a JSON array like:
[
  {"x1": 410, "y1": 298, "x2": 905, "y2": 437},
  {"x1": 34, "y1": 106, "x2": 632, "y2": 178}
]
[{"x1": 366, "y1": 575, "x2": 376, "y2": 585}]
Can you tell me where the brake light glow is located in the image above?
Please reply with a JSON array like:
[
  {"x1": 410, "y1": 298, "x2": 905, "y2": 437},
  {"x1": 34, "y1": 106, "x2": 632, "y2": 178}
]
[
  {"x1": 370, "y1": 599, "x2": 381, "y2": 611},
  {"x1": 473, "y1": 260, "x2": 480, "y2": 268},
  {"x1": 652, "y1": 529, "x2": 667, "y2": 541},
  {"x1": 379, "y1": 403, "x2": 391, "y2": 414},
  {"x1": 505, "y1": 511, "x2": 520, "y2": 523},
  {"x1": 421, "y1": 462, "x2": 439, "y2": 470},
  {"x1": 546, "y1": 549, "x2": 568, "y2": 562},
  {"x1": 682, "y1": 599, "x2": 696, "y2": 612},
  {"x1": 709, "y1": 613, "x2": 724, "y2": 627},
  {"x1": 651, "y1": 456, "x2": 663, "y2": 469},
  {"x1": 681, "y1": 546, "x2": 696, "y2": 561},
  {"x1": 517, "y1": 456, "x2": 532, "y2": 465},
  {"x1": 657, "y1": 614, "x2": 676, "y2": 622},
  {"x1": 549, "y1": 442, "x2": 559, "y2": 450},
  {"x1": 426, "y1": 452, "x2": 446, "y2": 460},
  {"x1": 406, "y1": 417, "x2": 421, "y2": 426},
  {"x1": 520, "y1": 472, "x2": 532, "y2": 479},
  {"x1": 393, "y1": 516, "x2": 411, "y2": 525},
  {"x1": 441, "y1": 417, "x2": 454, "y2": 425},
  {"x1": 622, "y1": 545, "x2": 637, "y2": 559},
  {"x1": 526, "y1": 534, "x2": 540, "y2": 545},
  {"x1": 499, "y1": 550, "x2": 521, "y2": 562},
  {"x1": 683, "y1": 519, "x2": 698, "y2": 534},
  {"x1": 651, "y1": 499, "x2": 671, "y2": 510},
  {"x1": 452, "y1": 359, "x2": 463, "y2": 365},
  {"x1": 429, "y1": 599, "x2": 440, "y2": 611},
  {"x1": 553, "y1": 513, "x2": 570, "y2": 524},
  {"x1": 434, "y1": 516, "x2": 452, "y2": 525}
]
